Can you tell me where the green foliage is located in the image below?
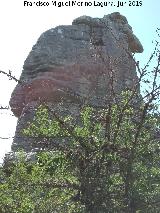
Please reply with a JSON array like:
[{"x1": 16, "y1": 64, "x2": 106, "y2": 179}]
[
  {"x1": 1, "y1": 94, "x2": 160, "y2": 212},
  {"x1": 0, "y1": 151, "x2": 82, "y2": 213},
  {"x1": 23, "y1": 105, "x2": 61, "y2": 137}
]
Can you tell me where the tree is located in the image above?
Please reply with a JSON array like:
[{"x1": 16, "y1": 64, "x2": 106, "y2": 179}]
[
  {"x1": 0, "y1": 95, "x2": 160, "y2": 212},
  {"x1": 0, "y1": 30, "x2": 160, "y2": 213}
]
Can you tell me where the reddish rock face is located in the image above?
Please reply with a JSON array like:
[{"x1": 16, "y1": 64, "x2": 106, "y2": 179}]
[
  {"x1": 10, "y1": 63, "x2": 106, "y2": 117},
  {"x1": 10, "y1": 60, "x2": 139, "y2": 118}
]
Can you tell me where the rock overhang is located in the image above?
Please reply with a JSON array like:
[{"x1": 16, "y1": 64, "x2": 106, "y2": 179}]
[{"x1": 9, "y1": 12, "x2": 144, "y2": 151}]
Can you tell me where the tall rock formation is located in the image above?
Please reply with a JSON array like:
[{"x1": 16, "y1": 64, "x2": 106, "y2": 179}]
[{"x1": 10, "y1": 12, "x2": 143, "y2": 152}]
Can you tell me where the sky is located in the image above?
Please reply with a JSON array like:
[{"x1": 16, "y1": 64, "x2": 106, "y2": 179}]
[{"x1": 0, "y1": 0, "x2": 160, "y2": 164}]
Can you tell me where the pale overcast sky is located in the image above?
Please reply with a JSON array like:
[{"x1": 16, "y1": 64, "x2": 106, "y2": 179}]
[{"x1": 0, "y1": 0, "x2": 159, "y2": 164}]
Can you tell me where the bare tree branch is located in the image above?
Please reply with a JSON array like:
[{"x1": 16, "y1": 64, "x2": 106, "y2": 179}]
[
  {"x1": 0, "y1": 106, "x2": 9, "y2": 110},
  {"x1": 0, "y1": 70, "x2": 22, "y2": 83}
]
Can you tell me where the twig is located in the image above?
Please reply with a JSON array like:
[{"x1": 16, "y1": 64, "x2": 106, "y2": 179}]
[{"x1": 0, "y1": 70, "x2": 22, "y2": 83}]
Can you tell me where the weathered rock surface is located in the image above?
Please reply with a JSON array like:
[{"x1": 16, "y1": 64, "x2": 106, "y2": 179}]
[{"x1": 10, "y1": 12, "x2": 143, "y2": 152}]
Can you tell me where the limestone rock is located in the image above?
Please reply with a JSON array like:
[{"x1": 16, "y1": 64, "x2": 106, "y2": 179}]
[{"x1": 10, "y1": 12, "x2": 143, "y2": 152}]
